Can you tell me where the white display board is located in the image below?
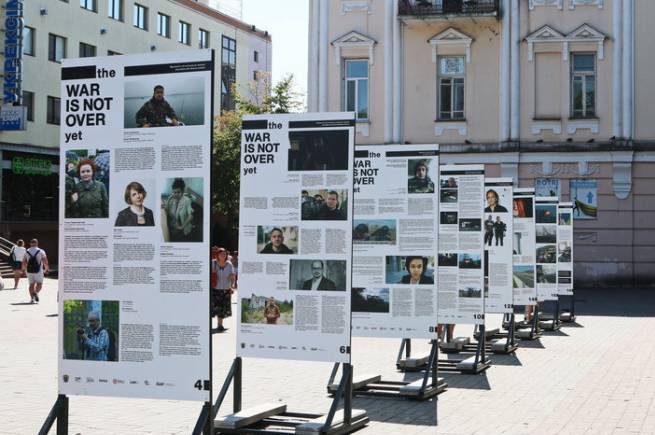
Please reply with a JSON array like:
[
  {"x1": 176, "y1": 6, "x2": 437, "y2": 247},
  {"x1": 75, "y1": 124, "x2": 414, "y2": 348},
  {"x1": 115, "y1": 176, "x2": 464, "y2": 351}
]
[
  {"x1": 535, "y1": 196, "x2": 559, "y2": 302},
  {"x1": 557, "y1": 202, "x2": 574, "y2": 296},
  {"x1": 512, "y1": 188, "x2": 538, "y2": 306},
  {"x1": 237, "y1": 113, "x2": 355, "y2": 363},
  {"x1": 58, "y1": 50, "x2": 213, "y2": 401},
  {"x1": 437, "y1": 165, "x2": 485, "y2": 325},
  {"x1": 351, "y1": 144, "x2": 439, "y2": 338},
  {"x1": 483, "y1": 178, "x2": 513, "y2": 313}
]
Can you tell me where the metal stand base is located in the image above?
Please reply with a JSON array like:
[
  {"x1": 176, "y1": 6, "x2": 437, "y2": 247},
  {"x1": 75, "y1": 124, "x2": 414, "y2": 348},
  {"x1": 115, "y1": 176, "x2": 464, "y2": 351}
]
[
  {"x1": 214, "y1": 358, "x2": 368, "y2": 434},
  {"x1": 329, "y1": 340, "x2": 446, "y2": 401},
  {"x1": 398, "y1": 325, "x2": 491, "y2": 375}
]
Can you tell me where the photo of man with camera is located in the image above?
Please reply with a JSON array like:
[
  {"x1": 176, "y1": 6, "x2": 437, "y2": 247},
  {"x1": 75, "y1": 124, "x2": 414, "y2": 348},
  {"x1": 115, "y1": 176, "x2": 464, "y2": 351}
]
[{"x1": 78, "y1": 312, "x2": 111, "y2": 362}]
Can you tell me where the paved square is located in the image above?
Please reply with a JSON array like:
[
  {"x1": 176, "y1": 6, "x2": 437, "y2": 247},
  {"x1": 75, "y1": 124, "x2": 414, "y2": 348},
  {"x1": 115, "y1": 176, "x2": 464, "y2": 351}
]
[{"x1": 1, "y1": 280, "x2": 654, "y2": 434}]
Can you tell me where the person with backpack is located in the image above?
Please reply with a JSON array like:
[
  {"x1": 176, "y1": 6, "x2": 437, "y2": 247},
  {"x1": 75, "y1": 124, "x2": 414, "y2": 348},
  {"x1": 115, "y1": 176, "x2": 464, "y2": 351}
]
[
  {"x1": 9, "y1": 239, "x2": 27, "y2": 289},
  {"x1": 78, "y1": 312, "x2": 111, "y2": 361},
  {"x1": 21, "y1": 239, "x2": 49, "y2": 303}
]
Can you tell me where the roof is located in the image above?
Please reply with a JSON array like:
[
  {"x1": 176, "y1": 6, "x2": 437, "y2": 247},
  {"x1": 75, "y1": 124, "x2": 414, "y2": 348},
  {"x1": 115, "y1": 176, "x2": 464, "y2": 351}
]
[{"x1": 174, "y1": 0, "x2": 272, "y2": 42}]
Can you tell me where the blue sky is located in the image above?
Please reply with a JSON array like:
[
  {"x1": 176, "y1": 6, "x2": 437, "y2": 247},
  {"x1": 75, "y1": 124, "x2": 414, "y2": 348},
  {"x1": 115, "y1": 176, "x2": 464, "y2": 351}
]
[{"x1": 243, "y1": 0, "x2": 309, "y2": 103}]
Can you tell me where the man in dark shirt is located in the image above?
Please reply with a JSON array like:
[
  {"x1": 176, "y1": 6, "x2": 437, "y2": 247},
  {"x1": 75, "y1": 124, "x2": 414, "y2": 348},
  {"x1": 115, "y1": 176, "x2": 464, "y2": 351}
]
[
  {"x1": 135, "y1": 85, "x2": 179, "y2": 128},
  {"x1": 316, "y1": 191, "x2": 346, "y2": 220}
]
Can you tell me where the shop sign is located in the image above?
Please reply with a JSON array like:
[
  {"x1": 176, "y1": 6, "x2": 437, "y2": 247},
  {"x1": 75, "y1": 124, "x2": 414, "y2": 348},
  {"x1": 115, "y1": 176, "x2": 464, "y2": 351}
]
[{"x1": 12, "y1": 156, "x2": 52, "y2": 176}]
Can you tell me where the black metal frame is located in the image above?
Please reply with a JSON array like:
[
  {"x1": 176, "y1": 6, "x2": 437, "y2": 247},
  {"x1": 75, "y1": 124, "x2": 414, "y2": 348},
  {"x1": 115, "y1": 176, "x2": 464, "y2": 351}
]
[
  {"x1": 216, "y1": 357, "x2": 356, "y2": 433},
  {"x1": 331, "y1": 339, "x2": 441, "y2": 400},
  {"x1": 38, "y1": 395, "x2": 68, "y2": 435}
]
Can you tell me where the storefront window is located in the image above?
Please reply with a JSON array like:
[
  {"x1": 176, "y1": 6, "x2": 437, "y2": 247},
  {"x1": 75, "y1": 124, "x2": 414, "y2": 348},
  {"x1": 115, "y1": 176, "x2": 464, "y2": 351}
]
[{"x1": 2, "y1": 152, "x2": 59, "y2": 222}]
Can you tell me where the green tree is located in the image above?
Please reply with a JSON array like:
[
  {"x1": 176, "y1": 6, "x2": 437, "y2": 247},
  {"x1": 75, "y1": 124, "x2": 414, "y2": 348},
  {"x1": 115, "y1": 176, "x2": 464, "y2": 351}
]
[{"x1": 211, "y1": 74, "x2": 303, "y2": 240}]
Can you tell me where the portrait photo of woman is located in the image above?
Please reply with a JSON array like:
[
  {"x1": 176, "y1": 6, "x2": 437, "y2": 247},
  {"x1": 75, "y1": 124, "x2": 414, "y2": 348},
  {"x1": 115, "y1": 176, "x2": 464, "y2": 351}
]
[
  {"x1": 115, "y1": 181, "x2": 155, "y2": 227},
  {"x1": 484, "y1": 189, "x2": 508, "y2": 213},
  {"x1": 69, "y1": 158, "x2": 109, "y2": 218},
  {"x1": 400, "y1": 256, "x2": 434, "y2": 285},
  {"x1": 161, "y1": 177, "x2": 204, "y2": 242}
]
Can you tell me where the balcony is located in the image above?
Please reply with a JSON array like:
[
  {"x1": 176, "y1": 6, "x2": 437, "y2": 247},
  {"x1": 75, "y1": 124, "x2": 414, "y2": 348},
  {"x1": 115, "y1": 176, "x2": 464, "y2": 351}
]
[{"x1": 398, "y1": 0, "x2": 500, "y2": 20}]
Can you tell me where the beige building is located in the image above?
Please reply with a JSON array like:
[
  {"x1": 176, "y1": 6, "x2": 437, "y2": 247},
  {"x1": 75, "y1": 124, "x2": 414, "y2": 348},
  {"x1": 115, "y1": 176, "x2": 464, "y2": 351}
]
[
  {"x1": 308, "y1": 0, "x2": 655, "y2": 287},
  {"x1": 0, "y1": 0, "x2": 271, "y2": 267}
]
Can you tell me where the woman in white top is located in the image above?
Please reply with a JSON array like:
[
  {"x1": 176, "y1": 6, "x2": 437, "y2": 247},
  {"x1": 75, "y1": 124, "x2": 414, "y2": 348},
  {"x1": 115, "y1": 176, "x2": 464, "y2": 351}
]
[{"x1": 9, "y1": 239, "x2": 27, "y2": 289}]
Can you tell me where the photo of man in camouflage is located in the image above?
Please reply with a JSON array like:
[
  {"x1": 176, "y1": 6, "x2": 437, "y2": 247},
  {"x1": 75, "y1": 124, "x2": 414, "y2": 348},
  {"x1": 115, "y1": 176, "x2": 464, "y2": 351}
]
[{"x1": 135, "y1": 85, "x2": 180, "y2": 128}]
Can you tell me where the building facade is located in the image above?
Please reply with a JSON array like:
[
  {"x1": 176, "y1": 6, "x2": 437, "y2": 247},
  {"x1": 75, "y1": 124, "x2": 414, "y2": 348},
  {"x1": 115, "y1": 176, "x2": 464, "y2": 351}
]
[
  {"x1": 0, "y1": 0, "x2": 271, "y2": 268},
  {"x1": 308, "y1": 0, "x2": 654, "y2": 287}
]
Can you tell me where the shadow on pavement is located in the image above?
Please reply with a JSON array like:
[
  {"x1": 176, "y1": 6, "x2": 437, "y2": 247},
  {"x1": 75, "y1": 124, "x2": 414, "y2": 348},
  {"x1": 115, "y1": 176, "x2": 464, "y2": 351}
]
[
  {"x1": 490, "y1": 353, "x2": 522, "y2": 366},
  {"x1": 517, "y1": 339, "x2": 545, "y2": 349},
  {"x1": 10, "y1": 302, "x2": 37, "y2": 306},
  {"x1": 560, "y1": 321, "x2": 584, "y2": 328},
  {"x1": 354, "y1": 396, "x2": 437, "y2": 426},
  {"x1": 439, "y1": 371, "x2": 491, "y2": 390},
  {"x1": 542, "y1": 329, "x2": 569, "y2": 337},
  {"x1": 45, "y1": 313, "x2": 58, "y2": 317},
  {"x1": 574, "y1": 288, "x2": 655, "y2": 317}
]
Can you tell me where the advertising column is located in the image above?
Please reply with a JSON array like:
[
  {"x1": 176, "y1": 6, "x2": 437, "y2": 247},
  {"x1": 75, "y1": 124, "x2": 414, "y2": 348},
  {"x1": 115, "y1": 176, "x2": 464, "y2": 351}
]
[
  {"x1": 557, "y1": 202, "x2": 574, "y2": 296},
  {"x1": 535, "y1": 197, "x2": 559, "y2": 302},
  {"x1": 58, "y1": 50, "x2": 213, "y2": 401},
  {"x1": 351, "y1": 144, "x2": 439, "y2": 338},
  {"x1": 438, "y1": 165, "x2": 485, "y2": 324},
  {"x1": 237, "y1": 113, "x2": 355, "y2": 362},
  {"x1": 512, "y1": 188, "x2": 537, "y2": 306},
  {"x1": 483, "y1": 178, "x2": 513, "y2": 314}
]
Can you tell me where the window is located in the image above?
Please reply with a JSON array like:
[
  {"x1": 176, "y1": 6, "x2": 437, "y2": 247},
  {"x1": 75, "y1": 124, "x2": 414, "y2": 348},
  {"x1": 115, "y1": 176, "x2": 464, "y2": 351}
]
[
  {"x1": 571, "y1": 54, "x2": 596, "y2": 118},
  {"x1": 79, "y1": 42, "x2": 96, "y2": 58},
  {"x1": 108, "y1": 0, "x2": 123, "y2": 20},
  {"x1": 47, "y1": 96, "x2": 61, "y2": 125},
  {"x1": 80, "y1": 0, "x2": 97, "y2": 12},
  {"x1": 178, "y1": 21, "x2": 190, "y2": 45},
  {"x1": 344, "y1": 59, "x2": 369, "y2": 120},
  {"x1": 48, "y1": 34, "x2": 66, "y2": 63},
  {"x1": 108, "y1": 50, "x2": 122, "y2": 56},
  {"x1": 254, "y1": 50, "x2": 259, "y2": 63},
  {"x1": 198, "y1": 29, "x2": 209, "y2": 49},
  {"x1": 253, "y1": 71, "x2": 258, "y2": 81},
  {"x1": 23, "y1": 27, "x2": 35, "y2": 56},
  {"x1": 157, "y1": 13, "x2": 170, "y2": 37},
  {"x1": 221, "y1": 36, "x2": 237, "y2": 112},
  {"x1": 23, "y1": 91, "x2": 34, "y2": 122},
  {"x1": 437, "y1": 56, "x2": 465, "y2": 120},
  {"x1": 133, "y1": 4, "x2": 147, "y2": 30}
]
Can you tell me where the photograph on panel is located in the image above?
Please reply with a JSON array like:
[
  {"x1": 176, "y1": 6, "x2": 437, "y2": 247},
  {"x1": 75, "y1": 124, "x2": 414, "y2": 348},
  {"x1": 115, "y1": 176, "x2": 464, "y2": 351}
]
[
  {"x1": 353, "y1": 219, "x2": 396, "y2": 244},
  {"x1": 301, "y1": 189, "x2": 348, "y2": 221},
  {"x1": 258, "y1": 226, "x2": 298, "y2": 254},
  {"x1": 288, "y1": 130, "x2": 349, "y2": 171},
  {"x1": 385, "y1": 256, "x2": 435, "y2": 285},
  {"x1": 124, "y1": 76, "x2": 205, "y2": 128},
  {"x1": 288, "y1": 259, "x2": 347, "y2": 291},
  {"x1": 64, "y1": 149, "x2": 110, "y2": 219}
]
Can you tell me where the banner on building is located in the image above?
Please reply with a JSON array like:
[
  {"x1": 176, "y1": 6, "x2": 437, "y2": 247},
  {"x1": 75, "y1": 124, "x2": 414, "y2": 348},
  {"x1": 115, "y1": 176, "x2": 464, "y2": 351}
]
[
  {"x1": 483, "y1": 178, "x2": 513, "y2": 313},
  {"x1": 58, "y1": 50, "x2": 213, "y2": 401},
  {"x1": 237, "y1": 113, "x2": 355, "y2": 363},
  {"x1": 438, "y1": 165, "x2": 485, "y2": 324},
  {"x1": 570, "y1": 179, "x2": 597, "y2": 220},
  {"x1": 512, "y1": 188, "x2": 537, "y2": 306},
  {"x1": 557, "y1": 202, "x2": 574, "y2": 296},
  {"x1": 535, "y1": 178, "x2": 560, "y2": 199},
  {"x1": 351, "y1": 144, "x2": 439, "y2": 338},
  {"x1": 535, "y1": 196, "x2": 559, "y2": 301}
]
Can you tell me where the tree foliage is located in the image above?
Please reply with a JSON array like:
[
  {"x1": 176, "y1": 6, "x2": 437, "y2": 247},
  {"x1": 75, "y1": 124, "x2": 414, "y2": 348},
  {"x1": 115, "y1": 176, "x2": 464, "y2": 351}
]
[{"x1": 211, "y1": 74, "x2": 303, "y2": 234}]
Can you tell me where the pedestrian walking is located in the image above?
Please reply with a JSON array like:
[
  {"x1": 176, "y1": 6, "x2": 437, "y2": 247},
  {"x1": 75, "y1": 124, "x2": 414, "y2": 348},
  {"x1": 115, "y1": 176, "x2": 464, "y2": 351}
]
[
  {"x1": 211, "y1": 247, "x2": 234, "y2": 332},
  {"x1": 21, "y1": 239, "x2": 49, "y2": 303},
  {"x1": 9, "y1": 239, "x2": 27, "y2": 289}
]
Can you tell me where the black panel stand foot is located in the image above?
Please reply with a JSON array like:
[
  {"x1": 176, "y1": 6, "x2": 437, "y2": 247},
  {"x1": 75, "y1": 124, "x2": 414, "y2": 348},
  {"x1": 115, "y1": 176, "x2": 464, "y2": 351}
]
[
  {"x1": 214, "y1": 357, "x2": 368, "y2": 434},
  {"x1": 38, "y1": 395, "x2": 69, "y2": 435}
]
